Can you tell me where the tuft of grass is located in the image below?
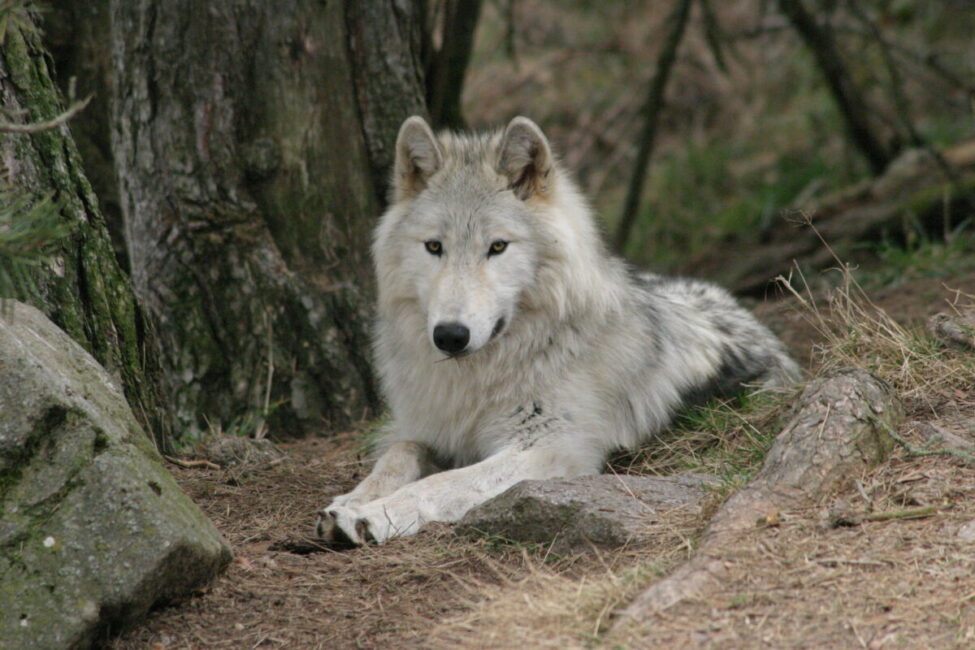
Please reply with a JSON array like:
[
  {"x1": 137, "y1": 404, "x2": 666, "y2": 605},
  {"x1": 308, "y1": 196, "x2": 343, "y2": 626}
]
[{"x1": 780, "y1": 223, "x2": 975, "y2": 410}]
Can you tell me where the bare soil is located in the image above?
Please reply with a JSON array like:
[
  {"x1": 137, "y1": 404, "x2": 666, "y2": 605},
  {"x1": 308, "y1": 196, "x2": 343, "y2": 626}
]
[{"x1": 112, "y1": 271, "x2": 975, "y2": 649}]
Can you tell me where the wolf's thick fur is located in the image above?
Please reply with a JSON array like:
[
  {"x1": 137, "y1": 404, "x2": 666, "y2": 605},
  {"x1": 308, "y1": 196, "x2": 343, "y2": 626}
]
[{"x1": 318, "y1": 116, "x2": 799, "y2": 545}]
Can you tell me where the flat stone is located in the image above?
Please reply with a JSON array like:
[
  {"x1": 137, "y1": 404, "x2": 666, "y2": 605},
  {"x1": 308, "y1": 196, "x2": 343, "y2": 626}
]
[
  {"x1": 0, "y1": 301, "x2": 232, "y2": 648},
  {"x1": 458, "y1": 473, "x2": 715, "y2": 554},
  {"x1": 958, "y1": 520, "x2": 975, "y2": 543}
]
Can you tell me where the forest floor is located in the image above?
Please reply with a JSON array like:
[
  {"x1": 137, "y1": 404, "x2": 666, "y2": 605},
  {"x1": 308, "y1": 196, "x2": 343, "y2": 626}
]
[{"x1": 112, "y1": 270, "x2": 975, "y2": 650}]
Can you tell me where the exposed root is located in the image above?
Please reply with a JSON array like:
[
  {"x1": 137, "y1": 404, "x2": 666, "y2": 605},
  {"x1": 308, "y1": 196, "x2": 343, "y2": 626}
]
[{"x1": 614, "y1": 368, "x2": 902, "y2": 628}]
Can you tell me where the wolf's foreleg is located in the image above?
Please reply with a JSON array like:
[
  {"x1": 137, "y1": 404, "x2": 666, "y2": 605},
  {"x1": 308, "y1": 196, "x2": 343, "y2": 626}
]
[
  {"x1": 318, "y1": 441, "x2": 438, "y2": 543},
  {"x1": 322, "y1": 435, "x2": 600, "y2": 545}
]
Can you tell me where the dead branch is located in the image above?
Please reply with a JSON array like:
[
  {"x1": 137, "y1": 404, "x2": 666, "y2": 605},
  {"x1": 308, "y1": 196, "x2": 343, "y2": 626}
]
[
  {"x1": 682, "y1": 140, "x2": 975, "y2": 295},
  {"x1": 164, "y1": 455, "x2": 221, "y2": 470},
  {"x1": 881, "y1": 420, "x2": 975, "y2": 467},
  {"x1": 0, "y1": 94, "x2": 92, "y2": 134}
]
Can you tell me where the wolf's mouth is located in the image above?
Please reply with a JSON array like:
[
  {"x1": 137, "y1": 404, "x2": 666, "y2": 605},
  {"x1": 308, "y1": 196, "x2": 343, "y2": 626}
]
[{"x1": 490, "y1": 317, "x2": 506, "y2": 340}]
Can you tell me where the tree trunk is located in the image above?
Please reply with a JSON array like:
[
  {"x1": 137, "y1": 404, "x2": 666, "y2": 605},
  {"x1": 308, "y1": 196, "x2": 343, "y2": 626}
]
[
  {"x1": 0, "y1": 10, "x2": 170, "y2": 448},
  {"x1": 778, "y1": 0, "x2": 895, "y2": 176},
  {"x1": 613, "y1": 0, "x2": 693, "y2": 254},
  {"x1": 111, "y1": 1, "x2": 427, "y2": 440},
  {"x1": 43, "y1": 0, "x2": 126, "y2": 270},
  {"x1": 426, "y1": 0, "x2": 483, "y2": 130},
  {"x1": 344, "y1": 0, "x2": 429, "y2": 202}
]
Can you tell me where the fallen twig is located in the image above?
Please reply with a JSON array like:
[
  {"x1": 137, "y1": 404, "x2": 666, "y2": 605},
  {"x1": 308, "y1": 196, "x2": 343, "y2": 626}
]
[
  {"x1": 164, "y1": 455, "x2": 221, "y2": 470},
  {"x1": 831, "y1": 504, "x2": 940, "y2": 527},
  {"x1": 863, "y1": 505, "x2": 939, "y2": 522}
]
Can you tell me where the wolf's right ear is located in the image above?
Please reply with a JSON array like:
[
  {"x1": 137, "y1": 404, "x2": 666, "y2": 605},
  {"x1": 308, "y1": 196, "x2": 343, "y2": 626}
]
[
  {"x1": 394, "y1": 116, "x2": 443, "y2": 201},
  {"x1": 497, "y1": 117, "x2": 553, "y2": 201}
]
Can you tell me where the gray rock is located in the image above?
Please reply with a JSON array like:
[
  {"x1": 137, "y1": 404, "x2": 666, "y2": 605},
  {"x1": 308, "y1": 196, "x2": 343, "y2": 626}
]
[
  {"x1": 204, "y1": 436, "x2": 285, "y2": 470},
  {"x1": 0, "y1": 302, "x2": 231, "y2": 649},
  {"x1": 458, "y1": 473, "x2": 715, "y2": 554}
]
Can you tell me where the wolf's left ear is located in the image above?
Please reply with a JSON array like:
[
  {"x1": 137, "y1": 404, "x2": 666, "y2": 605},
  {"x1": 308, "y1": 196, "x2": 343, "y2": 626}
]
[
  {"x1": 394, "y1": 116, "x2": 443, "y2": 201},
  {"x1": 497, "y1": 117, "x2": 553, "y2": 200}
]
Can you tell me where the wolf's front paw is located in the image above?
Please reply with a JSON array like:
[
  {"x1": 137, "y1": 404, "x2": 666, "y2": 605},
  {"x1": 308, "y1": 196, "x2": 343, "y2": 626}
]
[{"x1": 315, "y1": 505, "x2": 377, "y2": 547}]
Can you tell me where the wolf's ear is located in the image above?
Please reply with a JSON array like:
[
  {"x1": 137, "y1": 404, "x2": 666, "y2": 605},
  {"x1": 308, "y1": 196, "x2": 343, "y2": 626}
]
[
  {"x1": 394, "y1": 116, "x2": 443, "y2": 201},
  {"x1": 497, "y1": 117, "x2": 553, "y2": 200}
]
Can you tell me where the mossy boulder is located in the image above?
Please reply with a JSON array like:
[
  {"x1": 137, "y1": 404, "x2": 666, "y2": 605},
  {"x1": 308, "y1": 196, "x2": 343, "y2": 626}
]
[{"x1": 0, "y1": 302, "x2": 231, "y2": 649}]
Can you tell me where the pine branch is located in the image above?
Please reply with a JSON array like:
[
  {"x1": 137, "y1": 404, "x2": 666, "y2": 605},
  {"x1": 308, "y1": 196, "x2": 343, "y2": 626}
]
[{"x1": 0, "y1": 188, "x2": 69, "y2": 300}]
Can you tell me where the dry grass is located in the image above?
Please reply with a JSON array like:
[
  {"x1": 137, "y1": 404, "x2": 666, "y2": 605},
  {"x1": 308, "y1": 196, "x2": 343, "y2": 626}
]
[
  {"x1": 603, "y1": 453, "x2": 975, "y2": 649},
  {"x1": 779, "y1": 255, "x2": 975, "y2": 412}
]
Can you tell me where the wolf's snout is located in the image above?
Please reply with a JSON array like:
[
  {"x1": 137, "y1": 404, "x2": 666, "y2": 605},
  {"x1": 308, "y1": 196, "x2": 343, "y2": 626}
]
[{"x1": 433, "y1": 322, "x2": 470, "y2": 355}]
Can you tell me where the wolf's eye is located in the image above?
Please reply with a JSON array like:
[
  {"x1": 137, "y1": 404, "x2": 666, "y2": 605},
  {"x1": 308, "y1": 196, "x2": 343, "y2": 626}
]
[
  {"x1": 424, "y1": 240, "x2": 443, "y2": 256},
  {"x1": 488, "y1": 240, "x2": 508, "y2": 256}
]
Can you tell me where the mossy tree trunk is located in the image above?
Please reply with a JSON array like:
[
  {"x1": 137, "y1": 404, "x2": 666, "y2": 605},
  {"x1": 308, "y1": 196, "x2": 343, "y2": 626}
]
[
  {"x1": 0, "y1": 10, "x2": 170, "y2": 448},
  {"x1": 44, "y1": 0, "x2": 126, "y2": 270},
  {"x1": 110, "y1": 0, "x2": 428, "y2": 440}
]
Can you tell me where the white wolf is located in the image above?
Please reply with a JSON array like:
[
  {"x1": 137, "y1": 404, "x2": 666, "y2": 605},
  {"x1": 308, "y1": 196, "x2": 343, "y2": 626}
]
[{"x1": 317, "y1": 116, "x2": 799, "y2": 546}]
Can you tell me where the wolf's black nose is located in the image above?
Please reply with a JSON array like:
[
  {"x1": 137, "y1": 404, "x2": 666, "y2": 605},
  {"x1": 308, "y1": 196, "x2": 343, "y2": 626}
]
[{"x1": 433, "y1": 322, "x2": 470, "y2": 354}]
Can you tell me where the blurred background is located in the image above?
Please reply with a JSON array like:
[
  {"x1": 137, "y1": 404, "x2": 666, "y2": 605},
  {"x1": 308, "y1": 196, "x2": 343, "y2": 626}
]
[{"x1": 459, "y1": 0, "x2": 975, "y2": 287}]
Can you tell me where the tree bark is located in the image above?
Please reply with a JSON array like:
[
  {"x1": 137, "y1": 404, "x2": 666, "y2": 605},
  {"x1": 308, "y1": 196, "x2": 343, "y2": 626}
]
[
  {"x1": 0, "y1": 10, "x2": 170, "y2": 448},
  {"x1": 111, "y1": 1, "x2": 426, "y2": 440},
  {"x1": 778, "y1": 0, "x2": 895, "y2": 176},
  {"x1": 344, "y1": 0, "x2": 429, "y2": 203}
]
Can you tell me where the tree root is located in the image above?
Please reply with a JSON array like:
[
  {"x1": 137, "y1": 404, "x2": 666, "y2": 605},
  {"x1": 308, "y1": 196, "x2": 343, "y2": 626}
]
[
  {"x1": 928, "y1": 310, "x2": 975, "y2": 350},
  {"x1": 614, "y1": 368, "x2": 903, "y2": 628}
]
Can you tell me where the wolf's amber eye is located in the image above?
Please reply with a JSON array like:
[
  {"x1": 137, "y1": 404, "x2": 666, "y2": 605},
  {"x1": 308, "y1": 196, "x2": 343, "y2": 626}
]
[
  {"x1": 424, "y1": 240, "x2": 443, "y2": 256},
  {"x1": 488, "y1": 240, "x2": 508, "y2": 256}
]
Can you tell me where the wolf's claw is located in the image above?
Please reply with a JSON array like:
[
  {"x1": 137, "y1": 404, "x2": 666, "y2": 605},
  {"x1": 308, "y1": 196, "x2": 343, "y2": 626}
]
[{"x1": 316, "y1": 507, "x2": 364, "y2": 548}]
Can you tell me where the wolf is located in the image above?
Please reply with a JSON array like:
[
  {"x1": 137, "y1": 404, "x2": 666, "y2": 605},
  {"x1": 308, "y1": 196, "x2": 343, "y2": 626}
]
[{"x1": 317, "y1": 116, "x2": 799, "y2": 546}]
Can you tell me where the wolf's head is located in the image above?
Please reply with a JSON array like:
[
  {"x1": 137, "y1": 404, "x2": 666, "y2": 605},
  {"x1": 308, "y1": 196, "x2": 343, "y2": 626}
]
[{"x1": 373, "y1": 116, "x2": 560, "y2": 358}]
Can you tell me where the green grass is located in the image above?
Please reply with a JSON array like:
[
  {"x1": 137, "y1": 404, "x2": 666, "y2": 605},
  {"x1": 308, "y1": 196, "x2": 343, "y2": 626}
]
[
  {"x1": 857, "y1": 227, "x2": 975, "y2": 288},
  {"x1": 608, "y1": 388, "x2": 796, "y2": 497}
]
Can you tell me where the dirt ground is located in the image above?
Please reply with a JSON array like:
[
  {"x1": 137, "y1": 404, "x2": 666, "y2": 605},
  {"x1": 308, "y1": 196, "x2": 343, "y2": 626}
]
[{"x1": 112, "y1": 271, "x2": 975, "y2": 649}]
